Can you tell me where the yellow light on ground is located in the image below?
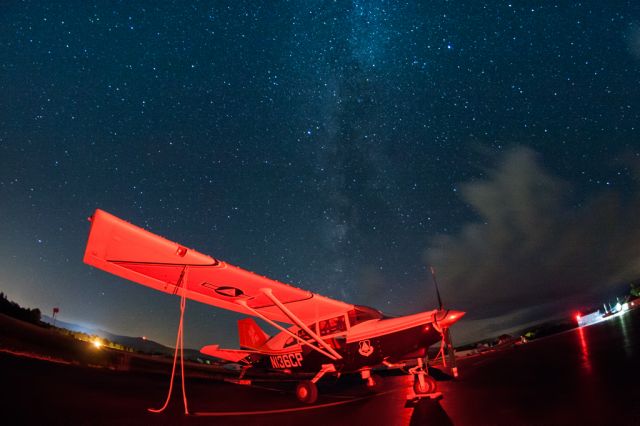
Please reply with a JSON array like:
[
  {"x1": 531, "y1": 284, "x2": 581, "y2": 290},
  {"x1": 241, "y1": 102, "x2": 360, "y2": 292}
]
[{"x1": 92, "y1": 339, "x2": 102, "y2": 349}]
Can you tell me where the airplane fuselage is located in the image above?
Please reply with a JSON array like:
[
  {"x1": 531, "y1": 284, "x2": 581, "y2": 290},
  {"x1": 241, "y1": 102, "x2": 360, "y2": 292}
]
[{"x1": 253, "y1": 320, "x2": 442, "y2": 374}]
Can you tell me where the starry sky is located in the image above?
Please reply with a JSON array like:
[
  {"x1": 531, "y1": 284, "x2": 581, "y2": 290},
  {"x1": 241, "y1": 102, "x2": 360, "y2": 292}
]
[{"x1": 1, "y1": 1, "x2": 640, "y2": 349}]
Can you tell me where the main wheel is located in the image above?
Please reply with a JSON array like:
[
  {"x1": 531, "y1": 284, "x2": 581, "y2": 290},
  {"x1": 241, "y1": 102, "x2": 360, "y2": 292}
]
[
  {"x1": 413, "y1": 374, "x2": 437, "y2": 394},
  {"x1": 296, "y1": 380, "x2": 318, "y2": 404}
]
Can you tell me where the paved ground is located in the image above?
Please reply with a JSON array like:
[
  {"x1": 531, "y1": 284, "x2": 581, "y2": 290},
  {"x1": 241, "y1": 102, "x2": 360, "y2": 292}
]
[{"x1": 3, "y1": 308, "x2": 640, "y2": 425}]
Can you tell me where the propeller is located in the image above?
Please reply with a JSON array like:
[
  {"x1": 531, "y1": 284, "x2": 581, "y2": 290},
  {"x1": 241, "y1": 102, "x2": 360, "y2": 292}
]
[{"x1": 429, "y1": 266, "x2": 459, "y2": 378}]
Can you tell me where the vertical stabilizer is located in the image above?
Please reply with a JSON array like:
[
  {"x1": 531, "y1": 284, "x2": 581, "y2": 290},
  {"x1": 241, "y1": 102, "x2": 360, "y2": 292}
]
[{"x1": 238, "y1": 318, "x2": 270, "y2": 349}]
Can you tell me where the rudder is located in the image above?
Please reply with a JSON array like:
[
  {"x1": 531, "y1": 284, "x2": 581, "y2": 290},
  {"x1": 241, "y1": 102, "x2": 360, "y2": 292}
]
[{"x1": 238, "y1": 318, "x2": 270, "y2": 349}]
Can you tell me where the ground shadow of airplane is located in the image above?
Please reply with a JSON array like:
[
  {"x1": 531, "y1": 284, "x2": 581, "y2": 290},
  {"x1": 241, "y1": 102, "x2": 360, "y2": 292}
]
[{"x1": 409, "y1": 398, "x2": 454, "y2": 426}]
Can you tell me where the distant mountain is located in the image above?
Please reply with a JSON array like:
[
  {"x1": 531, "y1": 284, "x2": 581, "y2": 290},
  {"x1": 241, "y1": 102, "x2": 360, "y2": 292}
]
[
  {"x1": 41, "y1": 315, "x2": 208, "y2": 361},
  {"x1": 42, "y1": 315, "x2": 105, "y2": 336}
]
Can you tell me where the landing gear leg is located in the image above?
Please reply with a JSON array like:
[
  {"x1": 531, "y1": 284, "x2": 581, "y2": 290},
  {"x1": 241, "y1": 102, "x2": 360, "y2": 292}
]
[
  {"x1": 238, "y1": 365, "x2": 251, "y2": 380},
  {"x1": 311, "y1": 363, "x2": 336, "y2": 384},
  {"x1": 408, "y1": 358, "x2": 439, "y2": 399},
  {"x1": 360, "y1": 369, "x2": 382, "y2": 391}
]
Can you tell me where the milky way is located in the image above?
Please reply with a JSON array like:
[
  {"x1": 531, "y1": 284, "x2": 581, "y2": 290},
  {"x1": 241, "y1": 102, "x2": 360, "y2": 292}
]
[{"x1": 1, "y1": 1, "x2": 639, "y2": 347}]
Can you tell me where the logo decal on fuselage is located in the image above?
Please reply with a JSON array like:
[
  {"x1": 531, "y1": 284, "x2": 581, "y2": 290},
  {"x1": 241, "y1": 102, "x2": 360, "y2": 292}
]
[
  {"x1": 270, "y1": 352, "x2": 304, "y2": 369},
  {"x1": 358, "y1": 340, "x2": 374, "y2": 357}
]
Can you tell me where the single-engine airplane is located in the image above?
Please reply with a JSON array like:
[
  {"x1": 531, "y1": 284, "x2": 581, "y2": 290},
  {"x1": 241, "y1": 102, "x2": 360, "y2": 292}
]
[{"x1": 83, "y1": 209, "x2": 464, "y2": 403}]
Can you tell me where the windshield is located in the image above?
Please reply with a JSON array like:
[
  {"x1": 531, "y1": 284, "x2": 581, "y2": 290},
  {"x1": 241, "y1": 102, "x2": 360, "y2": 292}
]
[{"x1": 348, "y1": 305, "x2": 384, "y2": 326}]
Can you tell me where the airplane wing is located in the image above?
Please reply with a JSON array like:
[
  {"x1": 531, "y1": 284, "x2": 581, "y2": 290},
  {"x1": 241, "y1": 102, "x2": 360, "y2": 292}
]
[{"x1": 83, "y1": 209, "x2": 353, "y2": 324}]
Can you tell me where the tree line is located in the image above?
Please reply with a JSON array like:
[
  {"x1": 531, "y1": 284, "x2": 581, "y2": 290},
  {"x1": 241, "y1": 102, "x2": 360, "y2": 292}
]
[{"x1": 0, "y1": 292, "x2": 41, "y2": 324}]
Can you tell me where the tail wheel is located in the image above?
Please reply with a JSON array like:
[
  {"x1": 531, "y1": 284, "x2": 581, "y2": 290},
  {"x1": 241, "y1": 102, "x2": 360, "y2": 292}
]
[
  {"x1": 296, "y1": 380, "x2": 318, "y2": 404},
  {"x1": 413, "y1": 374, "x2": 437, "y2": 395}
]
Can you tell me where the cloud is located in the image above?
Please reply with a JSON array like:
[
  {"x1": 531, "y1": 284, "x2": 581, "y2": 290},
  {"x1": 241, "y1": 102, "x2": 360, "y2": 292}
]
[
  {"x1": 425, "y1": 147, "x2": 640, "y2": 332},
  {"x1": 627, "y1": 23, "x2": 640, "y2": 60}
]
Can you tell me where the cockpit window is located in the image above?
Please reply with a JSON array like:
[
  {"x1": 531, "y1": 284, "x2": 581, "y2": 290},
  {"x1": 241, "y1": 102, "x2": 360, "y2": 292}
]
[{"x1": 318, "y1": 315, "x2": 346, "y2": 336}]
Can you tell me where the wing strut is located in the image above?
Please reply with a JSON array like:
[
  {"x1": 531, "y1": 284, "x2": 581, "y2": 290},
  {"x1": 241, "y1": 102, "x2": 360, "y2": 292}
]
[
  {"x1": 236, "y1": 300, "x2": 339, "y2": 360},
  {"x1": 236, "y1": 297, "x2": 342, "y2": 361},
  {"x1": 259, "y1": 288, "x2": 343, "y2": 360}
]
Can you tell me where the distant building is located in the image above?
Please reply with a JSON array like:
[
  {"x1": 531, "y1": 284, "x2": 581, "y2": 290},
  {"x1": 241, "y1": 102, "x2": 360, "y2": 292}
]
[{"x1": 577, "y1": 310, "x2": 603, "y2": 327}]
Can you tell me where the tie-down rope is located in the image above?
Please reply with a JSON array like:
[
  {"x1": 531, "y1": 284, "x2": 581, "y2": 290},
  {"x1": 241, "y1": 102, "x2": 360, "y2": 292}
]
[{"x1": 148, "y1": 278, "x2": 189, "y2": 415}]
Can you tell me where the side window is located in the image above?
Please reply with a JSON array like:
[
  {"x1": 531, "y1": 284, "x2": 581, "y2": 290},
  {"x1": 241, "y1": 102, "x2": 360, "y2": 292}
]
[
  {"x1": 297, "y1": 328, "x2": 312, "y2": 340},
  {"x1": 285, "y1": 324, "x2": 315, "y2": 348},
  {"x1": 348, "y1": 309, "x2": 357, "y2": 327},
  {"x1": 319, "y1": 315, "x2": 346, "y2": 336}
]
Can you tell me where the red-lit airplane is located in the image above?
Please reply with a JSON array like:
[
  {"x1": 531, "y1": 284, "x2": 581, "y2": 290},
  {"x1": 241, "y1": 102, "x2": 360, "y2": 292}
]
[{"x1": 83, "y1": 209, "x2": 464, "y2": 403}]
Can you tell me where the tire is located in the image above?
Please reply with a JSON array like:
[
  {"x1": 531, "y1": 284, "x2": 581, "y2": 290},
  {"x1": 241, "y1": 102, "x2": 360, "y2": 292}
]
[
  {"x1": 296, "y1": 380, "x2": 318, "y2": 404},
  {"x1": 413, "y1": 374, "x2": 437, "y2": 394}
]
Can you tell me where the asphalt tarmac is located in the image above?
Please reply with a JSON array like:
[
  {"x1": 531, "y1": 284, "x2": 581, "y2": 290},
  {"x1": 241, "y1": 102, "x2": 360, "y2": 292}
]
[{"x1": 3, "y1": 308, "x2": 640, "y2": 425}]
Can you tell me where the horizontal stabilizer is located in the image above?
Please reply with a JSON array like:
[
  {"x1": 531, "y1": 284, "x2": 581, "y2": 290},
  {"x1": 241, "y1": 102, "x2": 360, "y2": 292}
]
[{"x1": 200, "y1": 344, "x2": 255, "y2": 363}]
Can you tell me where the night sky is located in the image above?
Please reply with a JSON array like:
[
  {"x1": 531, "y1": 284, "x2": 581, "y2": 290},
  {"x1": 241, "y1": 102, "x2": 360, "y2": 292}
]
[{"x1": 2, "y1": 1, "x2": 640, "y2": 349}]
